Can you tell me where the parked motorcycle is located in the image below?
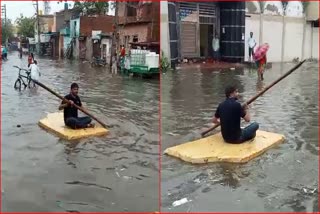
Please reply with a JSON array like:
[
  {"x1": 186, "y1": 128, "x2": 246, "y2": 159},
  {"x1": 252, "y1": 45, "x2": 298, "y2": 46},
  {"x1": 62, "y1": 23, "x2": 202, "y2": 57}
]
[{"x1": 91, "y1": 56, "x2": 107, "y2": 67}]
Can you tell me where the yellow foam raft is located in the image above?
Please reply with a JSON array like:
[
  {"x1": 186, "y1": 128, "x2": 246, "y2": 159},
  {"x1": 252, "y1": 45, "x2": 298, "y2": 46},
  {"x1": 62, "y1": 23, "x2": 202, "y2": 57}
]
[
  {"x1": 164, "y1": 130, "x2": 285, "y2": 164},
  {"x1": 38, "y1": 112, "x2": 109, "y2": 140}
]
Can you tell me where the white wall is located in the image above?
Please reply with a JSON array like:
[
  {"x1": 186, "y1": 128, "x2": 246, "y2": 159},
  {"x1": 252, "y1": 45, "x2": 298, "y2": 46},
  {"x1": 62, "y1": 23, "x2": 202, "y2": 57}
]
[
  {"x1": 262, "y1": 15, "x2": 283, "y2": 62},
  {"x1": 303, "y1": 22, "x2": 312, "y2": 59},
  {"x1": 101, "y1": 38, "x2": 112, "y2": 64},
  {"x1": 312, "y1": 28, "x2": 319, "y2": 59},
  {"x1": 283, "y1": 17, "x2": 304, "y2": 61},
  {"x1": 245, "y1": 14, "x2": 319, "y2": 62}
]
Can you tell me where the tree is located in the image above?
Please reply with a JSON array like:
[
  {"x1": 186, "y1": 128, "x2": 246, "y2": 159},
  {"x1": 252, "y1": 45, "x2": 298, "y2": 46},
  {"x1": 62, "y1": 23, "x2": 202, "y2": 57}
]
[
  {"x1": 281, "y1": 1, "x2": 289, "y2": 11},
  {"x1": 301, "y1": 2, "x2": 309, "y2": 13},
  {"x1": 2, "y1": 19, "x2": 14, "y2": 45},
  {"x1": 259, "y1": 1, "x2": 265, "y2": 13},
  {"x1": 73, "y1": 0, "x2": 110, "y2": 15},
  {"x1": 15, "y1": 15, "x2": 35, "y2": 38},
  {"x1": 282, "y1": 1, "x2": 309, "y2": 14}
]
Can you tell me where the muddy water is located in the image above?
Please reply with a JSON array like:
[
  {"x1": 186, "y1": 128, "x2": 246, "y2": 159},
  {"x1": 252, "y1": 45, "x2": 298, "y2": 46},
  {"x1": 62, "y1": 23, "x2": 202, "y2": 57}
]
[
  {"x1": 2, "y1": 53, "x2": 159, "y2": 212},
  {"x1": 161, "y1": 62, "x2": 318, "y2": 212}
]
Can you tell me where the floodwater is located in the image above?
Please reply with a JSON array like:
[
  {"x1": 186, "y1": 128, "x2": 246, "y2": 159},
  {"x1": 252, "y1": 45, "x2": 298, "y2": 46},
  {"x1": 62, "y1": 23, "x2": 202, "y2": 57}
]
[
  {"x1": 161, "y1": 62, "x2": 318, "y2": 212},
  {"x1": 2, "y1": 52, "x2": 159, "y2": 212}
]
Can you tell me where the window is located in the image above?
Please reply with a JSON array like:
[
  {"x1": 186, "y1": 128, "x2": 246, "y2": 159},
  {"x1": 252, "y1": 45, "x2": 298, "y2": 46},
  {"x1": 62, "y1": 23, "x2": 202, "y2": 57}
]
[
  {"x1": 133, "y1": 35, "x2": 138, "y2": 43},
  {"x1": 124, "y1": 35, "x2": 131, "y2": 50},
  {"x1": 126, "y1": 2, "x2": 139, "y2": 17},
  {"x1": 73, "y1": 21, "x2": 77, "y2": 37}
]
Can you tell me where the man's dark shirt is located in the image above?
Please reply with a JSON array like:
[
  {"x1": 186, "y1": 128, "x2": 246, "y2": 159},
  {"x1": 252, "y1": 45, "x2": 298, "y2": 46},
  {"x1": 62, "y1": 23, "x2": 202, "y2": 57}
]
[
  {"x1": 215, "y1": 98, "x2": 246, "y2": 143},
  {"x1": 62, "y1": 94, "x2": 82, "y2": 122}
]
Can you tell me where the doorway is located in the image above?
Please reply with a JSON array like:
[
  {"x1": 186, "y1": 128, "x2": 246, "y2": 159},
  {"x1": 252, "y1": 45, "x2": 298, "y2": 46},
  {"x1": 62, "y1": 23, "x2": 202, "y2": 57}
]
[{"x1": 200, "y1": 24, "x2": 214, "y2": 58}]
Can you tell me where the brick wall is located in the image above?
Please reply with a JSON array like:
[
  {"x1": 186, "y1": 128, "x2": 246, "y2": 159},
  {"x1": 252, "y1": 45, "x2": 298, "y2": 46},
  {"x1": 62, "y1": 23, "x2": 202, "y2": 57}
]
[
  {"x1": 118, "y1": 24, "x2": 149, "y2": 45},
  {"x1": 80, "y1": 16, "x2": 114, "y2": 36},
  {"x1": 118, "y1": 2, "x2": 160, "y2": 43}
]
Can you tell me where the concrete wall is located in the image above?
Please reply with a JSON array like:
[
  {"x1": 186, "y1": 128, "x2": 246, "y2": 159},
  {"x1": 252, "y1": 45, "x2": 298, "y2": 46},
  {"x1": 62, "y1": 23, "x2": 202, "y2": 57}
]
[
  {"x1": 63, "y1": 36, "x2": 71, "y2": 52},
  {"x1": 245, "y1": 13, "x2": 319, "y2": 62},
  {"x1": 70, "y1": 18, "x2": 80, "y2": 38},
  {"x1": 312, "y1": 28, "x2": 319, "y2": 59},
  {"x1": 80, "y1": 16, "x2": 114, "y2": 37},
  {"x1": 283, "y1": 17, "x2": 304, "y2": 61},
  {"x1": 52, "y1": 13, "x2": 64, "y2": 33},
  {"x1": 86, "y1": 38, "x2": 93, "y2": 61},
  {"x1": 101, "y1": 38, "x2": 112, "y2": 63},
  {"x1": 118, "y1": 24, "x2": 149, "y2": 45}
]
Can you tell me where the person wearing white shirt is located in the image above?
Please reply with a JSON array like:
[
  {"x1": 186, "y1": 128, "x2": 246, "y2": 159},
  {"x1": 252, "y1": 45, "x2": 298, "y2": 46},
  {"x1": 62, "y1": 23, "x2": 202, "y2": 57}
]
[
  {"x1": 212, "y1": 34, "x2": 220, "y2": 63},
  {"x1": 247, "y1": 32, "x2": 256, "y2": 62},
  {"x1": 29, "y1": 60, "x2": 41, "y2": 86}
]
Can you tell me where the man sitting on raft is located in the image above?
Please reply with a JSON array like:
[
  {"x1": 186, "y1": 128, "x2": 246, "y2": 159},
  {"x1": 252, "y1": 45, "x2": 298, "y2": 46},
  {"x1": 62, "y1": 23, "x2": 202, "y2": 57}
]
[
  {"x1": 59, "y1": 83, "x2": 95, "y2": 129},
  {"x1": 213, "y1": 86, "x2": 259, "y2": 144}
]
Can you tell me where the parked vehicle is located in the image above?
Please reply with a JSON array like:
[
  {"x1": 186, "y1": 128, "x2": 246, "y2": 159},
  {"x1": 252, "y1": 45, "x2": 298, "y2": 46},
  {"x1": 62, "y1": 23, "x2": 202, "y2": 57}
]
[{"x1": 91, "y1": 56, "x2": 107, "y2": 67}]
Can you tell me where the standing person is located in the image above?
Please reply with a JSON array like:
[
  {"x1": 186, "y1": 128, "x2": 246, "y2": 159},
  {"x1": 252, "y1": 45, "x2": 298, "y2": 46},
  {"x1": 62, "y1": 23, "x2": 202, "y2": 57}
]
[
  {"x1": 120, "y1": 45, "x2": 126, "y2": 71},
  {"x1": 212, "y1": 86, "x2": 259, "y2": 144},
  {"x1": 112, "y1": 53, "x2": 118, "y2": 74},
  {"x1": 212, "y1": 34, "x2": 220, "y2": 63},
  {"x1": 58, "y1": 83, "x2": 95, "y2": 129},
  {"x1": 2, "y1": 46, "x2": 8, "y2": 60},
  {"x1": 29, "y1": 60, "x2": 41, "y2": 82},
  {"x1": 19, "y1": 47, "x2": 23, "y2": 59},
  {"x1": 253, "y1": 43, "x2": 269, "y2": 81},
  {"x1": 247, "y1": 32, "x2": 256, "y2": 62},
  {"x1": 256, "y1": 55, "x2": 267, "y2": 81},
  {"x1": 28, "y1": 53, "x2": 34, "y2": 68}
]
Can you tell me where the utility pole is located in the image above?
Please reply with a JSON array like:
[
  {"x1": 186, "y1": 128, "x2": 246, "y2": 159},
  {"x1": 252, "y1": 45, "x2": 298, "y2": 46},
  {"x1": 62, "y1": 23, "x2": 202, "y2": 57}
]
[
  {"x1": 109, "y1": 1, "x2": 119, "y2": 70},
  {"x1": 1, "y1": 4, "x2": 7, "y2": 47},
  {"x1": 34, "y1": 0, "x2": 41, "y2": 55}
]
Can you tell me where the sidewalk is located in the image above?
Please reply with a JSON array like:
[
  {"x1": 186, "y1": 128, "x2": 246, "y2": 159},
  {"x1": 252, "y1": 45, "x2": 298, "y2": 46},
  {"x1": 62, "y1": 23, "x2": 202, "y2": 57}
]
[
  {"x1": 176, "y1": 60, "x2": 246, "y2": 70},
  {"x1": 176, "y1": 59, "x2": 272, "y2": 70}
]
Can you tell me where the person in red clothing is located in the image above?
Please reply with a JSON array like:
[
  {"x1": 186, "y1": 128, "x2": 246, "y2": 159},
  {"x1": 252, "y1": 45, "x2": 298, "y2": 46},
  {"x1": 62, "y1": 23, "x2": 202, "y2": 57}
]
[
  {"x1": 28, "y1": 53, "x2": 34, "y2": 68},
  {"x1": 256, "y1": 55, "x2": 266, "y2": 81},
  {"x1": 119, "y1": 46, "x2": 126, "y2": 69},
  {"x1": 120, "y1": 46, "x2": 126, "y2": 57}
]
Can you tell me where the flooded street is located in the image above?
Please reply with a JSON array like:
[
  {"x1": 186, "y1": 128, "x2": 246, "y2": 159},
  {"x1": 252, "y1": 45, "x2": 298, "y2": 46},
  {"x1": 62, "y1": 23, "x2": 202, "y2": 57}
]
[
  {"x1": 161, "y1": 62, "x2": 318, "y2": 212},
  {"x1": 2, "y1": 52, "x2": 159, "y2": 212}
]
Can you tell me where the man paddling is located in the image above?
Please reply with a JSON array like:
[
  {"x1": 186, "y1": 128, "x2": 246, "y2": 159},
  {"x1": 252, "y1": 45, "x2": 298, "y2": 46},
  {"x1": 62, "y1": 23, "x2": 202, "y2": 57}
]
[
  {"x1": 59, "y1": 83, "x2": 95, "y2": 129},
  {"x1": 213, "y1": 86, "x2": 259, "y2": 144}
]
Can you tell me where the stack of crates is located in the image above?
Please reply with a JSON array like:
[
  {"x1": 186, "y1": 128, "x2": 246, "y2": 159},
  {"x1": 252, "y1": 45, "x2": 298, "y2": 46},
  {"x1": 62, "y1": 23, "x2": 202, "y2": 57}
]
[{"x1": 129, "y1": 49, "x2": 150, "y2": 73}]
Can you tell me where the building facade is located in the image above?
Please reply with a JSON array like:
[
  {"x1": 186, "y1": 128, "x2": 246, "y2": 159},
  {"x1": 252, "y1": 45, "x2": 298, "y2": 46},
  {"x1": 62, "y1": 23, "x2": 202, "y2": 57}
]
[
  {"x1": 118, "y1": 1, "x2": 160, "y2": 53},
  {"x1": 162, "y1": 1, "x2": 319, "y2": 67}
]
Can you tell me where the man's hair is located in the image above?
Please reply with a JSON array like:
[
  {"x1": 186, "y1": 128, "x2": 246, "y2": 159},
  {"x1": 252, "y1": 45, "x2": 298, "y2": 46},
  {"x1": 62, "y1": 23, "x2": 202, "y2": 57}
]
[
  {"x1": 225, "y1": 86, "x2": 237, "y2": 98},
  {"x1": 71, "y1": 83, "x2": 79, "y2": 89},
  {"x1": 34, "y1": 60, "x2": 37, "y2": 64}
]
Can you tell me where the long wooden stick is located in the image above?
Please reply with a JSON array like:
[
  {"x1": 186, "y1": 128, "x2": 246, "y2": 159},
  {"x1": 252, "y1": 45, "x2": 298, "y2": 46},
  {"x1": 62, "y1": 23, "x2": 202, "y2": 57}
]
[
  {"x1": 201, "y1": 60, "x2": 306, "y2": 137},
  {"x1": 33, "y1": 80, "x2": 109, "y2": 129}
]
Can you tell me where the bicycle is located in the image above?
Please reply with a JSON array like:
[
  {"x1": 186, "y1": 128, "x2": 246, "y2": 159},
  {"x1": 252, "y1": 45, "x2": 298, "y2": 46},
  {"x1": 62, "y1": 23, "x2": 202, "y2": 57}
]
[{"x1": 13, "y1": 66, "x2": 34, "y2": 90}]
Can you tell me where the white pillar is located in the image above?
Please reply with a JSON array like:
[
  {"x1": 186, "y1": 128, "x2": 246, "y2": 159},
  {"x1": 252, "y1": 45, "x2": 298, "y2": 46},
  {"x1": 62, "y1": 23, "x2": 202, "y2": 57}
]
[
  {"x1": 281, "y1": 15, "x2": 286, "y2": 62},
  {"x1": 160, "y1": 1, "x2": 171, "y2": 61}
]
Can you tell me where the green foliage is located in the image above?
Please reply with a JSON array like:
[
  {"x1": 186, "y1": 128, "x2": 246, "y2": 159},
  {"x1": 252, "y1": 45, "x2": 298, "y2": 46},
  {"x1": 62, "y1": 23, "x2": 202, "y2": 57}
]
[
  {"x1": 259, "y1": 1, "x2": 265, "y2": 13},
  {"x1": 282, "y1": 1, "x2": 288, "y2": 10},
  {"x1": 15, "y1": 15, "x2": 35, "y2": 38},
  {"x1": 73, "y1": 0, "x2": 110, "y2": 15},
  {"x1": 161, "y1": 50, "x2": 170, "y2": 72},
  {"x1": 2, "y1": 19, "x2": 14, "y2": 44},
  {"x1": 282, "y1": 1, "x2": 309, "y2": 13},
  {"x1": 302, "y1": 2, "x2": 309, "y2": 13}
]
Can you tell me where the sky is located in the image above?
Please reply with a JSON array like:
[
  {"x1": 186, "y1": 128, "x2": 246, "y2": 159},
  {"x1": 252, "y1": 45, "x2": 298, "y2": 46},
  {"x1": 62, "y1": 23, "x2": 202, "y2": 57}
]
[
  {"x1": 1, "y1": 1, "x2": 114, "y2": 23},
  {"x1": 1, "y1": 1, "x2": 74, "y2": 22}
]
